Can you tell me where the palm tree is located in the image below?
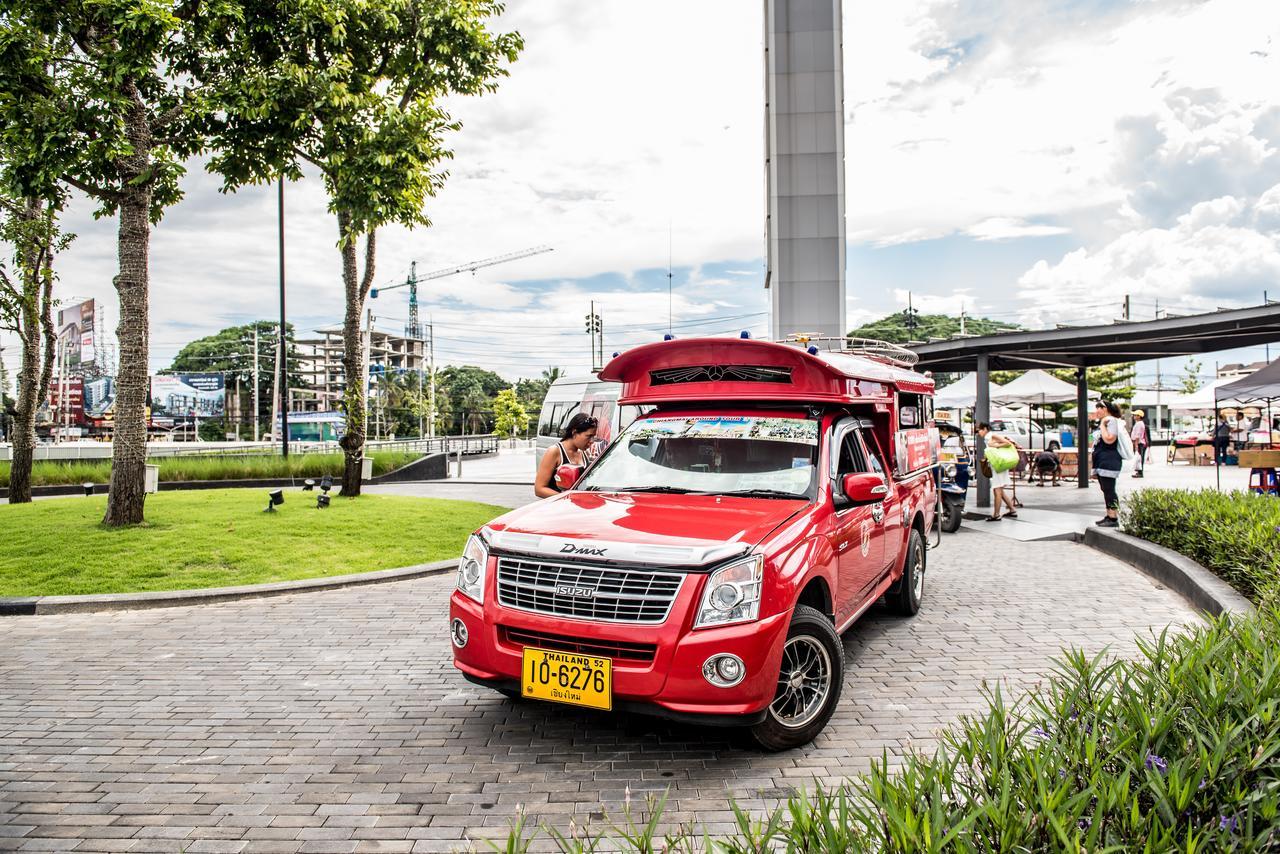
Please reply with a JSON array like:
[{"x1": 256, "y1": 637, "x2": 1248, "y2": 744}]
[{"x1": 541, "y1": 366, "x2": 563, "y2": 385}]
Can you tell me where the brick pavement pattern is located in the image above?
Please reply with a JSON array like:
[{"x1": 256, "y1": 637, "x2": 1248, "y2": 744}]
[{"x1": 0, "y1": 530, "x2": 1199, "y2": 853}]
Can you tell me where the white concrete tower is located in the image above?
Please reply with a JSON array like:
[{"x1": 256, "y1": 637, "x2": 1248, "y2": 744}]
[{"x1": 764, "y1": 0, "x2": 846, "y2": 345}]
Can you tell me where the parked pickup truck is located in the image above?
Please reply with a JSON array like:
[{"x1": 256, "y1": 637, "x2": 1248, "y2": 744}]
[{"x1": 449, "y1": 336, "x2": 939, "y2": 749}]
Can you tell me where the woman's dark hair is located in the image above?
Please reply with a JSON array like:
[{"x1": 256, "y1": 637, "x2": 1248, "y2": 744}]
[
  {"x1": 976, "y1": 422, "x2": 991, "y2": 432},
  {"x1": 561, "y1": 413, "x2": 599, "y2": 440},
  {"x1": 1096, "y1": 400, "x2": 1122, "y2": 418}
]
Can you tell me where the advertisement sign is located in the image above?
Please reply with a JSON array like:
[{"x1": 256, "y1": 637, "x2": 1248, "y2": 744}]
[
  {"x1": 150, "y1": 373, "x2": 226, "y2": 418},
  {"x1": 57, "y1": 299, "x2": 95, "y2": 370},
  {"x1": 47, "y1": 377, "x2": 85, "y2": 424}
]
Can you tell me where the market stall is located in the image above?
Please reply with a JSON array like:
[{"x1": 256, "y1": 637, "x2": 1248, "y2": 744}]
[{"x1": 1214, "y1": 359, "x2": 1280, "y2": 493}]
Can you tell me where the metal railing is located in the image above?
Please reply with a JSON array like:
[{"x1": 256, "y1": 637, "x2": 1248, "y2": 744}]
[{"x1": 0, "y1": 434, "x2": 500, "y2": 463}]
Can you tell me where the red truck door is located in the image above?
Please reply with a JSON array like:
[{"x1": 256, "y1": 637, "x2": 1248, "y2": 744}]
[
  {"x1": 859, "y1": 427, "x2": 897, "y2": 574},
  {"x1": 830, "y1": 420, "x2": 885, "y2": 621}
]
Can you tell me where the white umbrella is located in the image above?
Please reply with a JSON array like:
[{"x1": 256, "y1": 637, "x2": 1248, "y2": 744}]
[
  {"x1": 934, "y1": 372, "x2": 1005, "y2": 409},
  {"x1": 992, "y1": 369, "x2": 1080, "y2": 405}
]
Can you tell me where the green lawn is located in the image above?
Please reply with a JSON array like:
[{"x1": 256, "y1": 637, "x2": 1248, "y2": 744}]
[
  {"x1": 0, "y1": 450, "x2": 422, "y2": 488},
  {"x1": 0, "y1": 488, "x2": 506, "y2": 597}
]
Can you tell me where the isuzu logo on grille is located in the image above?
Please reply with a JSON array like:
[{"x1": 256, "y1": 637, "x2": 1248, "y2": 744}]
[{"x1": 556, "y1": 584, "x2": 596, "y2": 599}]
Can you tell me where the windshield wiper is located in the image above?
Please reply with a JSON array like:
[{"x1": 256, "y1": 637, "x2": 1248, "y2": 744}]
[
  {"x1": 712, "y1": 489, "x2": 806, "y2": 499},
  {"x1": 606, "y1": 486, "x2": 700, "y2": 494}
]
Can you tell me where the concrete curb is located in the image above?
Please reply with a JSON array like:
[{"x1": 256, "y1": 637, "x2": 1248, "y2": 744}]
[
  {"x1": 0, "y1": 559, "x2": 457, "y2": 617},
  {"x1": 1083, "y1": 528, "x2": 1254, "y2": 617}
]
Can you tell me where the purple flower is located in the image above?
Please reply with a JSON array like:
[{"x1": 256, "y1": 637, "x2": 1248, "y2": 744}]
[
  {"x1": 1078, "y1": 818, "x2": 1091, "y2": 831},
  {"x1": 1199, "y1": 779, "x2": 1209, "y2": 791},
  {"x1": 1032, "y1": 726, "x2": 1052, "y2": 740},
  {"x1": 1145, "y1": 753, "x2": 1168, "y2": 774},
  {"x1": 1219, "y1": 815, "x2": 1238, "y2": 832}
]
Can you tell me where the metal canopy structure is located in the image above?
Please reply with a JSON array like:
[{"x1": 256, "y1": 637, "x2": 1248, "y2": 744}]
[
  {"x1": 909, "y1": 303, "x2": 1280, "y2": 507},
  {"x1": 911, "y1": 304, "x2": 1280, "y2": 372}
]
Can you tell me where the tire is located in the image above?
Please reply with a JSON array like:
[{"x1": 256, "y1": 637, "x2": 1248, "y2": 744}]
[
  {"x1": 940, "y1": 500, "x2": 962, "y2": 533},
  {"x1": 886, "y1": 528, "x2": 925, "y2": 616},
  {"x1": 749, "y1": 605, "x2": 844, "y2": 751}
]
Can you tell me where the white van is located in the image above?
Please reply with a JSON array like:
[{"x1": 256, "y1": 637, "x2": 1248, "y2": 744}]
[{"x1": 535, "y1": 375, "x2": 639, "y2": 462}]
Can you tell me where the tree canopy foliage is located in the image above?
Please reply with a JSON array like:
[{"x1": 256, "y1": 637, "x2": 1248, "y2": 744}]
[{"x1": 849, "y1": 311, "x2": 1021, "y2": 344}]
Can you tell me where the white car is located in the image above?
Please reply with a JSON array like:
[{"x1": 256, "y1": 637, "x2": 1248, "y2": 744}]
[{"x1": 968, "y1": 419, "x2": 1064, "y2": 452}]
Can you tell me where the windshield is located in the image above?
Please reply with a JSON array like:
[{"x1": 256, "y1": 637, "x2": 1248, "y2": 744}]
[{"x1": 577, "y1": 415, "x2": 819, "y2": 499}]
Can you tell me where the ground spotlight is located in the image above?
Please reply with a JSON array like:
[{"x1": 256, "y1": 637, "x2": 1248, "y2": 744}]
[
  {"x1": 302, "y1": 479, "x2": 316, "y2": 491},
  {"x1": 265, "y1": 489, "x2": 284, "y2": 512},
  {"x1": 82, "y1": 482, "x2": 94, "y2": 497},
  {"x1": 316, "y1": 493, "x2": 330, "y2": 509},
  {"x1": 320, "y1": 475, "x2": 333, "y2": 494}
]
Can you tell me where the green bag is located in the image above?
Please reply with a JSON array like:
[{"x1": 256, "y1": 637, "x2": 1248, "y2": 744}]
[{"x1": 985, "y1": 445, "x2": 1020, "y2": 473}]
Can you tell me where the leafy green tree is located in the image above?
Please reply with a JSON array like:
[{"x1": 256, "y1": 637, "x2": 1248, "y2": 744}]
[
  {"x1": 541, "y1": 366, "x2": 564, "y2": 385},
  {"x1": 207, "y1": 0, "x2": 521, "y2": 496},
  {"x1": 0, "y1": 190, "x2": 65, "y2": 503},
  {"x1": 849, "y1": 312, "x2": 1021, "y2": 344},
  {"x1": 1180, "y1": 359, "x2": 1203, "y2": 395},
  {"x1": 0, "y1": 2, "x2": 230, "y2": 524},
  {"x1": 514, "y1": 377, "x2": 549, "y2": 413},
  {"x1": 492, "y1": 388, "x2": 529, "y2": 439},
  {"x1": 436, "y1": 365, "x2": 510, "y2": 424}
]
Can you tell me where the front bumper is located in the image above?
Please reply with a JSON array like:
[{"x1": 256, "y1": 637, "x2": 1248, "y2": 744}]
[{"x1": 449, "y1": 580, "x2": 790, "y2": 722}]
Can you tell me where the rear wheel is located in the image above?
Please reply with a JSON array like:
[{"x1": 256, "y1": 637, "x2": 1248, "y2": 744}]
[
  {"x1": 886, "y1": 528, "x2": 925, "y2": 616},
  {"x1": 749, "y1": 605, "x2": 844, "y2": 751}
]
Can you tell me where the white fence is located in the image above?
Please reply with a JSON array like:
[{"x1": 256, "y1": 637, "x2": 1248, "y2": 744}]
[{"x1": 0, "y1": 435, "x2": 499, "y2": 462}]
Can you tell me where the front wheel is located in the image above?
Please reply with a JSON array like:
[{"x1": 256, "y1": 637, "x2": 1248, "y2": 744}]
[
  {"x1": 940, "y1": 499, "x2": 963, "y2": 533},
  {"x1": 749, "y1": 605, "x2": 844, "y2": 751},
  {"x1": 886, "y1": 528, "x2": 925, "y2": 616}
]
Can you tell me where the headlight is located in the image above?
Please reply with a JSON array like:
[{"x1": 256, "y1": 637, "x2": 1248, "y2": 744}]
[
  {"x1": 694, "y1": 554, "x2": 764, "y2": 629},
  {"x1": 456, "y1": 533, "x2": 489, "y2": 603},
  {"x1": 943, "y1": 463, "x2": 957, "y2": 479}
]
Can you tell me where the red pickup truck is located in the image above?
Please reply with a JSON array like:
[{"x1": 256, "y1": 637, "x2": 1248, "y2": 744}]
[{"x1": 449, "y1": 337, "x2": 938, "y2": 749}]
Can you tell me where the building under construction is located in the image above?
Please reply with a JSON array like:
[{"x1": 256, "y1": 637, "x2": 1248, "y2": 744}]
[{"x1": 293, "y1": 326, "x2": 428, "y2": 414}]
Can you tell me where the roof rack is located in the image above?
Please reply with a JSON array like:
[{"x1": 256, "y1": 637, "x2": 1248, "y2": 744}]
[{"x1": 777, "y1": 334, "x2": 920, "y2": 368}]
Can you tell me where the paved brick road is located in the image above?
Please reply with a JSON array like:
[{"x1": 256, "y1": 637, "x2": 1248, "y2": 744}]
[{"x1": 0, "y1": 530, "x2": 1199, "y2": 853}]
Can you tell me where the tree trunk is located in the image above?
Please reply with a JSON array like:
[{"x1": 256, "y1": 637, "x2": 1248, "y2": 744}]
[
  {"x1": 7, "y1": 198, "x2": 56, "y2": 504},
  {"x1": 336, "y1": 212, "x2": 376, "y2": 497},
  {"x1": 103, "y1": 87, "x2": 152, "y2": 526}
]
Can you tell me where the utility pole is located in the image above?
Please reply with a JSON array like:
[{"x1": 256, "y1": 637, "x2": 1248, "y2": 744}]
[
  {"x1": 1123, "y1": 294, "x2": 1131, "y2": 321},
  {"x1": 428, "y1": 321, "x2": 435, "y2": 440},
  {"x1": 585, "y1": 302, "x2": 603, "y2": 372},
  {"x1": 959, "y1": 302, "x2": 967, "y2": 337},
  {"x1": 269, "y1": 325, "x2": 281, "y2": 447},
  {"x1": 252, "y1": 325, "x2": 260, "y2": 442},
  {"x1": 667, "y1": 224, "x2": 673, "y2": 335}
]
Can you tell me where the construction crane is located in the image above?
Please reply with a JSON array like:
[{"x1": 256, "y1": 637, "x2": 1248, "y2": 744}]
[{"x1": 371, "y1": 245, "x2": 554, "y2": 339}]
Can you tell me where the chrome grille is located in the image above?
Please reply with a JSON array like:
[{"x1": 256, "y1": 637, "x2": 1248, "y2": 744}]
[{"x1": 496, "y1": 557, "x2": 683, "y2": 624}]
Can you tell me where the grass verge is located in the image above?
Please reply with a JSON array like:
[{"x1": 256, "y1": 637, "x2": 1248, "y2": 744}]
[
  {"x1": 0, "y1": 450, "x2": 424, "y2": 489},
  {"x1": 0, "y1": 488, "x2": 505, "y2": 596}
]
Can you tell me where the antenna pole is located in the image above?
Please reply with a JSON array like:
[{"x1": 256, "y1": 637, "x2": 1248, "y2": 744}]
[{"x1": 667, "y1": 224, "x2": 673, "y2": 334}]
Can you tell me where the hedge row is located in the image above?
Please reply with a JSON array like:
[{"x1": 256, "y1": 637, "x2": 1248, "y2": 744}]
[
  {"x1": 1122, "y1": 488, "x2": 1280, "y2": 605},
  {"x1": 493, "y1": 610, "x2": 1280, "y2": 852},
  {"x1": 0, "y1": 451, "x2": 421, "y2": 488}
]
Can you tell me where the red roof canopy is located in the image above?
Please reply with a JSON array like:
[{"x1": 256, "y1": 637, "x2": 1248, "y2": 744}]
[{"x1": 599, "y1": 338, "x2": 934, "y2": 406}]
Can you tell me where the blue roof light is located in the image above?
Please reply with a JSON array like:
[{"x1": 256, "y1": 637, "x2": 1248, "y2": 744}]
[
  {"x1": 663, "y1": 333, "x2": 675, "y2": 341},
  {"x1": 739, "y1": 330, "x2": 751, "y2": 339},
  {"x1": 807, "y1": 345, "x2": 819, "y2": 355},
  {"x1": 612, "y1": 352, "x2": 620, "y2": 358}
]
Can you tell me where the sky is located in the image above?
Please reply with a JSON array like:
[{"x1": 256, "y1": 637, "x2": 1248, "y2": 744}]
[{"x1": 3, "y1": 0, "x2": 1279, "y2": 389}]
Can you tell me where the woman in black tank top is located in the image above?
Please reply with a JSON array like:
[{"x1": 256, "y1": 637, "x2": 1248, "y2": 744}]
[{"x1": 535, "y1": 413, "x2": 599, "y2": 498}]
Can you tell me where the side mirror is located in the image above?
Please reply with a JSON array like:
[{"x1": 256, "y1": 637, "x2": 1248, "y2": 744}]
[
  {"x1": 842, "y1": 472, "x2": 888, "y2": 505},
  {"x1": 555, "y1": 464, "x2": 581, "y2": 490}
]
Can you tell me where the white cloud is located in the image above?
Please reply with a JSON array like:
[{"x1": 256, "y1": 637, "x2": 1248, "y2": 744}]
[{"x1": 966, "y1": 218, "x2": 1072, "y2": 241}]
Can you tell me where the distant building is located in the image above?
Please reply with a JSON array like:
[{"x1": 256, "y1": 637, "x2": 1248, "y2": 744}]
[
  {"x1": 294, "y1": 326, "x2": 427, "y2": 413},
  {"x1": 1217, "y1": 360, "x2": 1268, "y2": 379}
]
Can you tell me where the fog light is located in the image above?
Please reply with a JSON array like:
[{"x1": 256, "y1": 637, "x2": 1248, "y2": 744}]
[
  {"x1": 450, "y1": 618, "x2": 469, "y2": 649},
  {"x1": 702, "y1": 653, "x2": 745, "y2": 688}
]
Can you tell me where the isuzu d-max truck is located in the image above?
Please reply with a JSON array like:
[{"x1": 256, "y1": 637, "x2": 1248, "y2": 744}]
[{"x1": 449, "y1": 336, "x2": 938, "y2": 749}]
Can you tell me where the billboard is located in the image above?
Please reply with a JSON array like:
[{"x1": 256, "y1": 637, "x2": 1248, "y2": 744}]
[
  {"x1": 57, "y1": 299, "x2": 95, "y2": 370},
  {"x1": 150, "y1": 373, "x2": 226, "y2": 419},
  {"x1": 45, "y1": 377, "x2": 85, "y2": 426}
]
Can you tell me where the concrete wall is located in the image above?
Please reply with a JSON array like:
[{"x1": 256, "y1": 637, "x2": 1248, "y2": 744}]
[{"x1": 764, "y1": 0, "x2": 847, "y2": 345}]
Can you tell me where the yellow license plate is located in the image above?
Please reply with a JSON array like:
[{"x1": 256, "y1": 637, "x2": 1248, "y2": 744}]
[{"x1": 521, "y1": 647, "x2": 612, "y2": 711}]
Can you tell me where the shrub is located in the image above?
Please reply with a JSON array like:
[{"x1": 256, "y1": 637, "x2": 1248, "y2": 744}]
[
  {"x1": 0, "y1": 451, "x2": 420, "y2": 488},
  {"x1": 493, "y1": 610, "x2": 1280, "y2": 852},
  {"x1": 1122, "y1": 488, "x2": 1280, "y2": 605}
]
